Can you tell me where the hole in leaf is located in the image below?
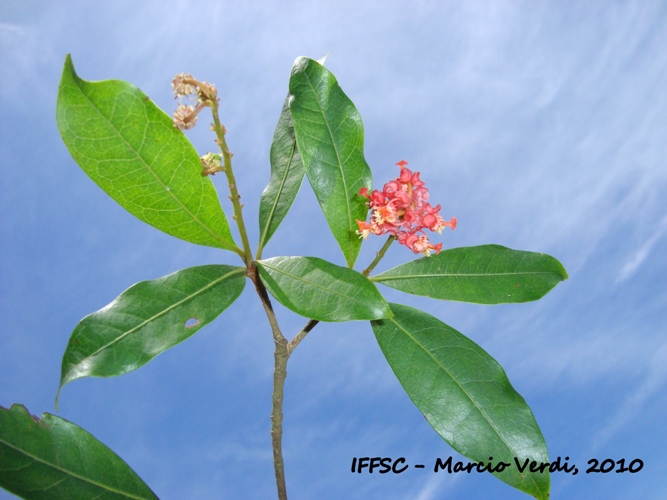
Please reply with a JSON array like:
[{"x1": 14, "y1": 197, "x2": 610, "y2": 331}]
[{"x1": 184, "y1": 317, "x2": 200, "y2": 328}]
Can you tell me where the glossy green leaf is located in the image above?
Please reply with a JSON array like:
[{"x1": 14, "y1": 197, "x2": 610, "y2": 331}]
[
  {"x1": 372, "y1": 244, "x2": 567, "y2": 304},
  {"x1": 288, "y1": 57, "x2": 372, "y2": 267},
  {"x1": 257, "y1": 256, "x2": 391, "y2": 321},
  {"x1": 58, "y1": 265, "x2": 245, "y2": 403},
  {"x1": 372, "y1": 304, "x2": 550, "y2": 499},
  {"x1": 257, "y1": 95, "x2": 305, "y2": 256},
  {"x1": 0, "y1": 404, "x2": 158, "y2": 499},
  {"x1": 56, "y1": 54, "x2": 237, "y2": 251}
]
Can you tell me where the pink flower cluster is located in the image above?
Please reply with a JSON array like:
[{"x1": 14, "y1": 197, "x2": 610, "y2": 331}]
[{"x1": 356, "y1": 161, "x2": 456, "y2": 256}]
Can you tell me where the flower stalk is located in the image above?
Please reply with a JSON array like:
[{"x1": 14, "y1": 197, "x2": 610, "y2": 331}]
[
  {"x1": 208, "y1": 99, "x2": 254, "y2": 266},
  {"x1": 362, "y1": 235, "x2": 395, "y2": 277}
]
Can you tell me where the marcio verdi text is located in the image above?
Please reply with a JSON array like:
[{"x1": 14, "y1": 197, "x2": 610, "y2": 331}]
[{"x1": 351, "y1": 456, "x2": 644, "y2": 476}]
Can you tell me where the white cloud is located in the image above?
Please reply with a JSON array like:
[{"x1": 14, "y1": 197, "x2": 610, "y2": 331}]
[
  {"x1": 617, "y1": 215, "x2": 667, "y2": 283},
  {"x1": 0, "y1": 22, "x2": 57, "y2": 109},
  {"x1": 413, "y1": 472, "x2": 461, "y2": 500},
  {"x1": 590, "y1": 341, "x2": 667, "y2": 451}
]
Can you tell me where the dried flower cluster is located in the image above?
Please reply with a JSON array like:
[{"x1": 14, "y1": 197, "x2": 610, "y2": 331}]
[
  {"x1": 171, "y1": 73, "x2": 217, "y2": 131},
  {"x1": 357, "y1": 161, "x2": 456, "y2": 256}
]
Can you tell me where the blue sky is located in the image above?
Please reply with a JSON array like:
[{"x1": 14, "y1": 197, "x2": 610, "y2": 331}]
[{"x1": 1, "y1": 1, "x2": 666, "y2": 499}]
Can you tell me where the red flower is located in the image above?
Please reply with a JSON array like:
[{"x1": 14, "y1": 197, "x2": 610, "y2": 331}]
[{"x1": 356, "y1": 161, "x2": 455, "y2": 256}]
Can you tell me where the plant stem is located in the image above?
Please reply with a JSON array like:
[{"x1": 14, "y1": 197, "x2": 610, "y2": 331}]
[
  {"x1": 209, "y1": 99, "x2": 254, "y2": 266},
  {"x1": 248, "y1": 266, "x2": 289, "y2": 499},
  {"x1": 258, "y1": 235, "x2": 395, "y2": 499},
  {"x1": 208, "y1": 99, "x2": 289, "y2": 497},
  {"x1": 270, "y1": 339, "x2": 289, "y2": 500}
]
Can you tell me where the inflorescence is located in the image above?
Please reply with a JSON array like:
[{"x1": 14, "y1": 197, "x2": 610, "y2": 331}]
[
  {"x1": 356, "y1": 161, "x2": 456, "y2": 256},
  {"x1": 171, "y1": 72, "x2": 217, "y2": 131}
]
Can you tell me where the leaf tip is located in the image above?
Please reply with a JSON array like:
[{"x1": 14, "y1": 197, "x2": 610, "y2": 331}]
[
  {"x1": 560, "y1": 265, "x2": 569, "y2": 281},
  {"x1": 548, "y1": 254, "x2": 568, "y2": 281},
  {"x1": 62, "y1": 53, "x2": 77, "y2": 79},
  {"x1": 57, "y1": 54, "x2": 80, "y2": 122},
  {"x1": 317, "y1": 53, "x2": 332, "y2": 66},
  {"x1": 55, "y1": 376, "x2": 71, "y2": 412},
  {"x1": 55, "y1": 370, "x2": 76, "y2": 412}
]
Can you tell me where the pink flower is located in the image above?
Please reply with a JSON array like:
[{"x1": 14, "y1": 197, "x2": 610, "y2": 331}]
[
  {"x1": 356, "y1": 160, "x2": 455, "y2": 256},
  {"x1": 172, "y1": 73, "x2": 197, "y2": 97},
  {"x1": 170, "y1": 73, "x2": 218, "y2": 131},
  {"x1": 173, "y1": 105, "x2": 198, "y2": 130}
]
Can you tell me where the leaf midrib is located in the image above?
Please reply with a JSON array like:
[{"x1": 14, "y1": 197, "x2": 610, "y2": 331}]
[
  {"x1": 387, "y1": 315, "x2": 544, "y2": 495},
  {"x1": 72, "y1": 76, "x2": 233, "y2": 250},
  {"x1": 371, "y1": 270, "x2": 561, "y2": 281},
  {"x1": 301, "y1": 63, "x2": 355, "y2": 264},
  {"x1": 70, "y1": 267, "x2": 244, "y2": 369},
  {"x1": 259, "y1": 260, "x2": 375, "y2": 308},
  {"x1": 0, "y1": 437, "x2": 151, "y2": 499},
  {"x1": 259, "y1": 138, "x2": 298, "y2": 252}
]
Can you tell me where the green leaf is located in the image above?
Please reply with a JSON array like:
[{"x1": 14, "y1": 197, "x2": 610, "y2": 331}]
[
  {"x1": 56, "y1": 54, "x2": 237, "y2": 251},
  {"x1": 0, "y1": 404, "x2": 158, "y2": 499},
  {"x1": 257, "y1": 95, "x2": 305, "y2": 256},
  {"x1": 256, "y1": 256, "x2": 391, "y2": 321},
  {"x1": 372, "y1": 304, "x2": 550, "y2": 500},
  {"x1": 57, "y1": 265, "x2": 245, "y2": 403},
  {"x1": 288, "y1": 57, "x2": 372, "y2": 268},
  {"x1": 372, "y1": 244, "x2": 568, "y2": 304}
]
